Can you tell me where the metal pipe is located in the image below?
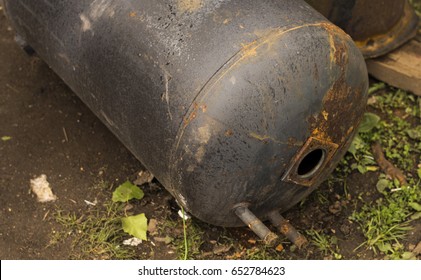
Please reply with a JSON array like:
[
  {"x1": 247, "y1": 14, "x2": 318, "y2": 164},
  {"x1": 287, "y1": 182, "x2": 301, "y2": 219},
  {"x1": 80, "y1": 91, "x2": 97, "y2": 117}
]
[
  {"x1": 234, "y1": 205, "x2": 278, "y2": 246},
  {"x1": 268, "y1": 211, "x2": 308, "y2": 248}
]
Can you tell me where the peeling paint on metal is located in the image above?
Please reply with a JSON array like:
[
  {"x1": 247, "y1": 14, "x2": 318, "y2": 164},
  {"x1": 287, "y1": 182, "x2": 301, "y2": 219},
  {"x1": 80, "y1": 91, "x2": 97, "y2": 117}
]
[
  {"x1": 177, "y1": 0, "x2": 203, "y2": 14},
  {"x1": 80, "y1": 14, "x2": 92, "y2": 32},
  {"x1": 195, "y1": 146, "x2": 206, "y2": 163},
  {"x1": 197, "y1": 124, "x2": 211, "y2": 144}
]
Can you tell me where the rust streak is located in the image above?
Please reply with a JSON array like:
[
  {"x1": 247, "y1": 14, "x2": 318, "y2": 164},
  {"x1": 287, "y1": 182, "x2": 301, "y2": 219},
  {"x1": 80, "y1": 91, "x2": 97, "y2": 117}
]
[
  {"x1": 249, "y1": 132, "x2": 302, "y2": 146},
  {"x1": 177, "y1": 0, "x2": 203, "y2": 13},
  {"x1": 175, "y1": 22, "x2": 341, "y2": 153}
]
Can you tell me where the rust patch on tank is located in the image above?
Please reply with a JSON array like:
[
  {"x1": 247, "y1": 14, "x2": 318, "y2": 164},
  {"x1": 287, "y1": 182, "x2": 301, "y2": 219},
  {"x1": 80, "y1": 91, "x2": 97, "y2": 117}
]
[
  {"x1": 308, "y1": 27, "x2": 365, "y2": 146},
  {"x1": 175, "y1": 22, "x2": 346, "y2": 154},
  {"x1": 322, "y1": 23, "x2": 349, "y2": 67},
  {"x1": 183, "y1": 102, "x2": 199, "y2": 127},
  {"x1": 199, "y1": 104, "x2": 207, "y2": 113},
  {"x1": 177, "y1": 0, "x2": 203, "y2": 14},
  {"x1": 287, "y1": 137, "x2": 303, "y2": 147},
  {"x1": 225, "y1": 129, "x2": 234, "y2": 137}
]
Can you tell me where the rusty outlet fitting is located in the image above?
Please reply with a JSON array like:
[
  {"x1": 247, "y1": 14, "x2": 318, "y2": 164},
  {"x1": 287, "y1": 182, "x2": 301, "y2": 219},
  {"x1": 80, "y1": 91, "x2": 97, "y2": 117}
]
[
  {"x1": 234, "y1": 205, "x2": 278, "y2": 246},
  {"x1": 268, "y1": 211, "x2": 308, "y2": 248}
]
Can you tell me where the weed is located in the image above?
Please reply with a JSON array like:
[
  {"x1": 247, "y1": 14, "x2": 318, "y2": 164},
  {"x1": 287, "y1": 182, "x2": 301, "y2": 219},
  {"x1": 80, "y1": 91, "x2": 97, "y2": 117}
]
[
  {"x1": 52, "y1": 201, "x2": 137, "y2": 259},
  {"x1": 177, "y1": 220, "x2": 205, "y2": 259},
  {"x1": 306, "y1": 229, "x2": 342, "y2": 259},
  {"x1": 409, "y1": 0, "x2": 421, "y2": 17},
  {"x1": 337, "y1": 84, "x2": 421, "y2": 259},
  {"x1": 181, "y1": 207, "x2": 188, "y2": 260},
  {"x1": 350, "y1": 179, "x2": 420, "y2": 255},
  {"x1": 243, "y1": 245, "x2": 281, "y2": 260}
]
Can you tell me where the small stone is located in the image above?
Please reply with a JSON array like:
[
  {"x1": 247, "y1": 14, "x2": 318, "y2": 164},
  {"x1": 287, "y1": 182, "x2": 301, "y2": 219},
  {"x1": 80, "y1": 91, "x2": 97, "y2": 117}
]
[
  {"x1": 147, "y1": 219, "x2": 158, "y2": 235},
  {"x1": 123, "y1": 237, "x2": 142, "y2": 246},
  {"x1": 154, "y1": 236, "x2": 173, "y2": 245},
  {"x1": 213, "y1": 245, "x2": 232, "y2": 255},
  {"x1": 134, "y1": 170, "x2": 154, "y2": 186},
  {"x1": 329, "y1": 201, "x2": 342, "y2": 215},
  {"x1": 413, "y1": 242, "x2": 421, "y2": 256},
  {"x1": 340, "y1": 223, "x2": 351, "y2": 235}
]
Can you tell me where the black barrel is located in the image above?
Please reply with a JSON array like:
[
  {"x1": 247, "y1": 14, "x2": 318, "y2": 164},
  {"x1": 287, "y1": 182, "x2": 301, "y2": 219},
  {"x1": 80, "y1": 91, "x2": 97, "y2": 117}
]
[
  {"x1": 3, "y1": 0, "x2": 368, "y2": 227},
  {"x1": 305, "y1": 0, "x2": 419, "y2": 58}
]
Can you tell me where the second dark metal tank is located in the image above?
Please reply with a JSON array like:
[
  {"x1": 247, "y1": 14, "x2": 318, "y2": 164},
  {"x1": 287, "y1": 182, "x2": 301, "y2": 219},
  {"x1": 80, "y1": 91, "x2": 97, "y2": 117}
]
[{"x1": 305, "y1": 0, "x2": 419, "y2": 58}]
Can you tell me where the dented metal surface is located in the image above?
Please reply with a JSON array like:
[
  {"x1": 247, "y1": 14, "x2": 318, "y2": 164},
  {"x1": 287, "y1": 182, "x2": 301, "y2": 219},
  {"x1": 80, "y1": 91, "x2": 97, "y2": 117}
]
[
  {"x1": 305, "y1": 0, "x2": 419, "y2": 58},
  {"x1": 3, "y1": 0, "x2": 368, "y2": 227}
]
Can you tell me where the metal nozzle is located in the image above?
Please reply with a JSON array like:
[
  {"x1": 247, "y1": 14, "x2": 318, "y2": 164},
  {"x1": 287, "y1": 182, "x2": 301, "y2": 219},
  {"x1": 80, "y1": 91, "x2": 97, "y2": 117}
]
[
  {"x1": 234, "y1": 205, "x2": 278, "y2": 246},
  {"x1": 268, "y1": 211, "x2": 308, "y2": 248}
]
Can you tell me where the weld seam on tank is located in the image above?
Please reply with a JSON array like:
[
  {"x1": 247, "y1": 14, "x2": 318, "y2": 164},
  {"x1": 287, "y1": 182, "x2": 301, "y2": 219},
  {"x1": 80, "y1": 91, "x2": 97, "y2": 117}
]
[
  {"x1": 234, "y1": 205, "x2": 278, "y2": 246},
  {"x1": 171, "y1": 21, "x2": 341, "y2": 154}
]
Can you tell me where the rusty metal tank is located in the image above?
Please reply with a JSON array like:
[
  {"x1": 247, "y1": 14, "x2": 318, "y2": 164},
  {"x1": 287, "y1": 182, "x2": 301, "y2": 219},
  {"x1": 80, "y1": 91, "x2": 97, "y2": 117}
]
[
  {"x1": 3, "y1": 0, "x2": 368, "y2": 232},
  {"x1": 305, "y1": 0, "x2": 420, "y2": 58}
]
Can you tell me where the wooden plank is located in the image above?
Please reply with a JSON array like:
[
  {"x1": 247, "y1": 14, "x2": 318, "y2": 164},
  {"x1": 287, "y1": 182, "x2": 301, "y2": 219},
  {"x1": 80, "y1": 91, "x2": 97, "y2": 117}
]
[{"x1": 366, "y1": 32, "x2": 421, "y2": 96}]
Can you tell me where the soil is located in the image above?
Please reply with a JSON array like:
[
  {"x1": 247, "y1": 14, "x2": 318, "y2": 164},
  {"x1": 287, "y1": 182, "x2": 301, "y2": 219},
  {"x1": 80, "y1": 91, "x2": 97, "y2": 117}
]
[{"x1": 0, "y1": 5, "x2": 419, "y2": 260}]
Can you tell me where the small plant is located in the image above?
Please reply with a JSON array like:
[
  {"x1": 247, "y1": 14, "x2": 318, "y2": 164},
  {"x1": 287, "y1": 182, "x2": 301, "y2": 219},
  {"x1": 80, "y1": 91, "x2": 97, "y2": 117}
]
[
  {"x1": 112, "y1": 181, "x2": 148, "y2": 241},
  {"x1": 338, "y1": 84, "x2": 421, "y2": 259},
  {"x1": 351, "y1": 177, "x2": 420, "y2": 256},
  {"x1": 53, "y1": 202, "x2": 137, "y2": 259},
  {"x1": 306, "y1": 229, "x2": 342, "y2": 259},
  {"x1": 50, "y1": 180, "x2": 149, "y2": 259}
]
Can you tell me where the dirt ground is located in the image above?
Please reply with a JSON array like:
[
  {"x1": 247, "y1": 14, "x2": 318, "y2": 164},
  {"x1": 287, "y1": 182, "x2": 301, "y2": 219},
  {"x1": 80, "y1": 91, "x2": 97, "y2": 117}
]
[
  {"x1": 0, "y1": 8, "x2": 145, "y2": 259},
  {"x1": 0, "y1": 4, "x2": 420, "y2": 260}
]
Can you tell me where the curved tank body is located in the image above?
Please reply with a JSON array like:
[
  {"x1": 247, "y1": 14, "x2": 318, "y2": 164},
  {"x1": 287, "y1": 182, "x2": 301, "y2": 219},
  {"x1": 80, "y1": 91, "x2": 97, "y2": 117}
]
[
  {"x1": 3, "y1": 0, "x2": 368, "y2": 227},
  {"x1": 305, "y1": 0, "x2": 419, "y2": 58}
]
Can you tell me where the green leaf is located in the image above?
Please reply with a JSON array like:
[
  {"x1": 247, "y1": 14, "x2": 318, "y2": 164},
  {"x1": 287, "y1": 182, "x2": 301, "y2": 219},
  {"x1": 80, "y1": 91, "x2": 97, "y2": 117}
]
[
  {"x1": 406, "y1": 128, "x2": 421, "y2": 140},
  {"x1": 377, "y1": 242, "x2": 392, "y2": 253},
  {"x1": 376, "y1": 179, "x2": 390, "y2": 193},
  {"x1": 357, "y1": 165, "x2": 367, "y2": 174},
  {"x1": 409, "y1": 202, "x2": 421, "y2": 212},
  {"x1": 368, "y1": 83, "x2": 385, "y2": 95},
  {"x1": 122, "y1": 213, "x2": 148, "y2": 240},
  {"x1": 112, "y1": 181, "x2": 144, "y2": 202},
  {"x1": 410, "y1": 212, "x2": 421, "y2": 220},
  {"x1": 401, "y1": 252, "x2": 416, "y2": 260},
  {"x1": 417, "y1": 167, "x2": 421, "y2": 180},
  {"x1": 1, "y1": 136, "x2": 12, "y2": 141},
  {"x1": 358, "y1": 113, "x2": 381, "y2": 133},
  {"x1": 348, "y1": 136, "x2": 359, "y2": 158}
]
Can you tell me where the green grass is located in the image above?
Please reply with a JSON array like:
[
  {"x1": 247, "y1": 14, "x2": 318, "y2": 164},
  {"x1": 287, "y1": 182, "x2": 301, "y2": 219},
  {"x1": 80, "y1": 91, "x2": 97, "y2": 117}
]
[
  {"x1": 51, "y1": 200, "x2": 137, "y2": 260},
  {"x1": 337, "y1": 84, "x2": 421, "y2": 259},
  {"x1": 306, "y1": 229, "x2": 342, "y2": 260},
  {"x1": 409, "y1": 0, "x2": 421, "y2": 17}
]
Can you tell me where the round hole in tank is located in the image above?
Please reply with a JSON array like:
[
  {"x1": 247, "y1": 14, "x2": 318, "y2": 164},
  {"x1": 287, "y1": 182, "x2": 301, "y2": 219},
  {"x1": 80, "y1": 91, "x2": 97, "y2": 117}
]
[{"x1": 297, "y1": 149, "x2": 326, "y2": 179}]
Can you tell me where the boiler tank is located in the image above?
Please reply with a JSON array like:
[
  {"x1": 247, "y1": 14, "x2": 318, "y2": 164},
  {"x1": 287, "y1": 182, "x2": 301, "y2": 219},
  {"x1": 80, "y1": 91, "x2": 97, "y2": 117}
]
[
  {"x1": 3, "y1": 0, "x2": 368, "y2": 228},
  {"x1": 305, "y1": 0, "x2": 419, "y2": 58}
]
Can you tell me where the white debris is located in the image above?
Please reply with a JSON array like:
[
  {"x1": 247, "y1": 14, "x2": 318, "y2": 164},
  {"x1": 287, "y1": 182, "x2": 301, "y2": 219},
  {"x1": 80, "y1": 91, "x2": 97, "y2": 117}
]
[
  {"x1": 30, "y1": 174, "x2": 57, "y2": 202},
  {"x1": 134, "y1": 170, "x2": 154, "y2": 186},
  {"x1": 123, "y1": 237, "x2": 143, "y2": 246},
  {"x1": 84, "y1": 199, "x2": 97, "y2": 206},
  {"x1": 178, "y1": 209, "x2": 190, "y2": 221}
]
